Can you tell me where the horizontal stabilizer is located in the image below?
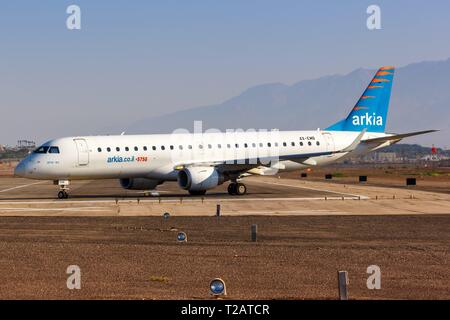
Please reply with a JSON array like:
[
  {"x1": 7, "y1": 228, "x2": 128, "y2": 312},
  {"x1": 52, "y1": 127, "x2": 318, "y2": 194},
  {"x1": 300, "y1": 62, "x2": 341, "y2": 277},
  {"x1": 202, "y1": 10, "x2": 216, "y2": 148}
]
[{"x1": 362, "y1": 130, "x2": 438, "y2": 144}]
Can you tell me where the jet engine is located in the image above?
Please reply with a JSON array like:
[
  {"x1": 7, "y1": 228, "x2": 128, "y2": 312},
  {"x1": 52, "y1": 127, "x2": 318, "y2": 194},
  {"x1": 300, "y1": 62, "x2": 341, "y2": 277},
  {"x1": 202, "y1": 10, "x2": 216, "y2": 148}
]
[
  {"x1": 177, "y1": 167, "x2": 226, "y2": 191},
  {"x1": 119, "y1": 178, "x2": 161, "y2": 190}
]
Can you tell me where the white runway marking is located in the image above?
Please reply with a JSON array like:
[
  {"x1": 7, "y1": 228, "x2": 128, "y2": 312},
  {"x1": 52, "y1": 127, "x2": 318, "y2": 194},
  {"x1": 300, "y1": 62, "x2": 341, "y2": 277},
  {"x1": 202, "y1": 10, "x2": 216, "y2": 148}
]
[
  {"x1": 136, "y1": 190, "x2": 169, "y2": 195},
  {"x1": 0, "y1": 196, "x2": 367, "y2": 205},
  {"x1": 253, "y1": 180, "x2": 369, "y2": 199},
  {"x1": 0, "y1": 181, "x2": 46, "y2": 193},
  {"x1": 226, "y1": 209, "x2": 347, "y2": 215},
  {"x1": 0, "y1": 206, "x2": 110, "y2": 212}
]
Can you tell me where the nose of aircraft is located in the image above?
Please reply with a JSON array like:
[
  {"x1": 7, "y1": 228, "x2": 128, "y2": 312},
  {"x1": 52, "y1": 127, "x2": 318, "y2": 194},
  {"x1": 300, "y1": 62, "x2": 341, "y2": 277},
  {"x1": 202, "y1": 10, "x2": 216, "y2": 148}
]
[{"x1": 14, "y1": 160, "x2": 27, "y2": 177}]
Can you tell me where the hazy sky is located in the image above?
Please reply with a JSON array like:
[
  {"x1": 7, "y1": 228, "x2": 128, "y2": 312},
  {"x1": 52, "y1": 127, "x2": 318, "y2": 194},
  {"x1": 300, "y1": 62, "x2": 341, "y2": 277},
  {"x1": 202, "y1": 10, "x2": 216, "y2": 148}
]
[{"x1": 1, "y1": 0, "x2": 450, "y2": 145}]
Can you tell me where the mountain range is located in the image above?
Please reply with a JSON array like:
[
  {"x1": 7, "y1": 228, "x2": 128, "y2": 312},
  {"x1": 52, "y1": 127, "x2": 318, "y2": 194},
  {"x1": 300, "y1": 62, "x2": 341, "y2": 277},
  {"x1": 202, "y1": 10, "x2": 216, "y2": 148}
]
[{"x1": 126, "y1": 58, "x2": 450, "y2": 147}]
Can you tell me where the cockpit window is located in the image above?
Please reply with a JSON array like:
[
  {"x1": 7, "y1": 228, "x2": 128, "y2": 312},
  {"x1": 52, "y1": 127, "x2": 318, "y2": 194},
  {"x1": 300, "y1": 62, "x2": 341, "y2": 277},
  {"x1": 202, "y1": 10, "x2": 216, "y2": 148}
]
[
  {"x1": 48, "y1": 146, "x2": 60, "y2": 154},
  {"x1": 33, "y1": 146, "x2": 49, "y2": 154}
]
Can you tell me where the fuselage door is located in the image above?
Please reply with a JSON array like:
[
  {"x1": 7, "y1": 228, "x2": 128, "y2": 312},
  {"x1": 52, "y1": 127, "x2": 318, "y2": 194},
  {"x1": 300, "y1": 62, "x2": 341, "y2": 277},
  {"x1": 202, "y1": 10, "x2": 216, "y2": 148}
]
[
  {"x1": 321, "y1": 132, "x2": 335, "y2": 154},
  {"x1": 74, "y1": 138, "x2": 89, "y2": 166}
]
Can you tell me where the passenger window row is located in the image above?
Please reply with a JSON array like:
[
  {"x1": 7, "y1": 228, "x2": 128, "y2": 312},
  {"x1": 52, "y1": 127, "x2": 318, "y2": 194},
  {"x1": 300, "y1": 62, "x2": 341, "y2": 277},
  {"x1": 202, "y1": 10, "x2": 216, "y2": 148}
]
[{"x1": 96, "y1": 140, "x2": 320, "y2": 153}]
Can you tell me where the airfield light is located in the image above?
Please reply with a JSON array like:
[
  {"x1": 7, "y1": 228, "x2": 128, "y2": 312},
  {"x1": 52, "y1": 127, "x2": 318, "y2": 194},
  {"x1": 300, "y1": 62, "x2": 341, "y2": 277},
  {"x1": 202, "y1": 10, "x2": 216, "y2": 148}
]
[
  {"x1": 177, "y1": 232, "x2": 187, "y2": 242},
  {"x1": 210, "y1": 278, "x2": 227, "y2": 296},
  {"x1": 251, "y1": 224, "x2": 258, "y2": 242},
  {"x1": 216, "y1": 204, "x2": 221, "y2": 217},
  {"x1": 163, "y1": 212, "x2": 170, "y2": 220}
]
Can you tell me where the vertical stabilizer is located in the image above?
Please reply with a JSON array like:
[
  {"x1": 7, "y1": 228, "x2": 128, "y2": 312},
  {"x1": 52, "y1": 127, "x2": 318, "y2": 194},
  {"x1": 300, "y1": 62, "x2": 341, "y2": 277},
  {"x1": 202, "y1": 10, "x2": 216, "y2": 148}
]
[{"x1": 326, "y1": 66, "x2": 395, "y2": 132}]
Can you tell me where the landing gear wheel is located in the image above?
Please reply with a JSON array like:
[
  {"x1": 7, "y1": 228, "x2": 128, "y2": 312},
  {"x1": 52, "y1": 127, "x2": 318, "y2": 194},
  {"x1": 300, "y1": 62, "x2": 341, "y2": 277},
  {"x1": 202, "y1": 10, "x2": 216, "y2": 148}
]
[
  {"x1": 235, "y1": 183, "x2": 247, "y2": 196},
  {"x1": 188, "y1": 190, "x2": 207, "y2": 196},
  {"x1": 58, "y1": 190, "x2": 68, "y2": 199},
  {"x1": 228, "y1": 183, "x2": 237, "y2": 195}
]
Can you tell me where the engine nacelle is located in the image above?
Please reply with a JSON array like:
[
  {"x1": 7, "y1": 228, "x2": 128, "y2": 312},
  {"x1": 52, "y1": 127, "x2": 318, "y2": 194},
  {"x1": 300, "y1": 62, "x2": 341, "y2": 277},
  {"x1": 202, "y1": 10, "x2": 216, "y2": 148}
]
[
  {"x1": 177, "y1": 167, "x2": 225, "y2": 191},
  {"x1": 120, "y1": 178, "x2": 161, "y2": 190}
]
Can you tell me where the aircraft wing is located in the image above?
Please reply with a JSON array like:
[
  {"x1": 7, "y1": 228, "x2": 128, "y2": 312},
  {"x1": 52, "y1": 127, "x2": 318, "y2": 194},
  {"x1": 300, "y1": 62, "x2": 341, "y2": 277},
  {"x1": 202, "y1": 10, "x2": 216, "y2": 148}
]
[
  {"x1": 362, "y1": 130, "x2": 438, "y2": 144},
  {"x1": 173, "y1": 130, "x2": 366, "y2": 173}
]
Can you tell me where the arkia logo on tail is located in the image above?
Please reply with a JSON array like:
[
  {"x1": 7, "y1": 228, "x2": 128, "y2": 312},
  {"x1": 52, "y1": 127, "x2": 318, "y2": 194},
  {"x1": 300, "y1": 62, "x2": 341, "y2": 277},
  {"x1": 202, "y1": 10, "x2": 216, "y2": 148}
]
[{"x1": 352, "y1": 112, "x2": 383, "y2": 126}]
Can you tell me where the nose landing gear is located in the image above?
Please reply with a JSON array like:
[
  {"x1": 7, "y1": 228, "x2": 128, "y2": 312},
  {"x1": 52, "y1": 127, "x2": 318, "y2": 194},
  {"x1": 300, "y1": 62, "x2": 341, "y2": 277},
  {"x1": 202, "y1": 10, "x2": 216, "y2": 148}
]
[
  {"x1": 58, "y1": 190, "x2": 69, "y2": 199},
  {"x1": 55, "y1": 180, "x2": 70, "y2": 199},
  {"x1": 227, "y1": 182, "x2": 247, "y2": 196}
]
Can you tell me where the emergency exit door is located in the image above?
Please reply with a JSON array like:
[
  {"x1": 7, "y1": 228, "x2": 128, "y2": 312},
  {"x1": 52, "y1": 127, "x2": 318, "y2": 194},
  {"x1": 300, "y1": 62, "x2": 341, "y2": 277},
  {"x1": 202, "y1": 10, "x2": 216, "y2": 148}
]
[{"x1": 321, "y1": 132, "x2": 335, "y2": 155}]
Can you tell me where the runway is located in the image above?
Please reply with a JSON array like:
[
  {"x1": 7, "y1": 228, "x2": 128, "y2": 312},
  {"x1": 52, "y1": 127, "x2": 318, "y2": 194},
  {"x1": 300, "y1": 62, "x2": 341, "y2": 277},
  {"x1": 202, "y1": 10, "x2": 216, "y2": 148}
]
[
  {"x1": 0, "y1": 176, "x2": 449, "y2": 216},
  {"x1": 0, "y1": 177, "x2": 361, "y2": 200}
]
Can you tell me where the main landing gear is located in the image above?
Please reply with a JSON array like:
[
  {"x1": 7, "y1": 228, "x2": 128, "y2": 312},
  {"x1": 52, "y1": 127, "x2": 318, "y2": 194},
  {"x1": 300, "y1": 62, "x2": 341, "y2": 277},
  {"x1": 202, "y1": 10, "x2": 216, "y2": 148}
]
[
  {"x1": 56, "y1": 180, "x2": 70, "y2": 199},
  {"x1": 227, "y1": 182, "x2": 247, "y2": 196}
]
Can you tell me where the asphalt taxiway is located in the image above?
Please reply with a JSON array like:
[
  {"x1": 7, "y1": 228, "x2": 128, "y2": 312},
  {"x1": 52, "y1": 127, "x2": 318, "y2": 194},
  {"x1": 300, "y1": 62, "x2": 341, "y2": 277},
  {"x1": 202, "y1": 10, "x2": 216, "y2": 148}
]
[{"x1": 0, "y1": 176, "x2": 449, "y2": 216}]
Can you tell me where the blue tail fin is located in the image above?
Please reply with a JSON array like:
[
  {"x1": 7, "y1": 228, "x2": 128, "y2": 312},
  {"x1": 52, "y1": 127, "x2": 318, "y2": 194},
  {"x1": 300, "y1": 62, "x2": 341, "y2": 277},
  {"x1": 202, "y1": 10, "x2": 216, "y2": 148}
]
[{"x1": 326, "y1": 66, "x2": 395, "y2": 132}]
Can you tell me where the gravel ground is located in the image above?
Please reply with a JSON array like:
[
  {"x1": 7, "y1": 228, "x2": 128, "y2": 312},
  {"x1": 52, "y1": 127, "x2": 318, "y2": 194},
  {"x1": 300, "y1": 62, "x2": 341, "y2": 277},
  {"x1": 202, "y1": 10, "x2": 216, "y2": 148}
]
[{"x1": 0, "y1": 215, "x2": 448, "y2": 300}]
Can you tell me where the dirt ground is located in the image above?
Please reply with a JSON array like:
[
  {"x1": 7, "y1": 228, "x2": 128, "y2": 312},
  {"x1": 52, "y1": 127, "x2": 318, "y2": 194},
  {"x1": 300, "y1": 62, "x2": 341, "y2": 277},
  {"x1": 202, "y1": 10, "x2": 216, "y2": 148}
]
[
  {"x1": 0, "y1": 160, "x2": 17, "y2": 177},
  {"x1": 282, "y1": 164, "x2": 450, "y2": 194},
  {"x1": 0, "y1": 215, "x2": 448, "y2": 300}
]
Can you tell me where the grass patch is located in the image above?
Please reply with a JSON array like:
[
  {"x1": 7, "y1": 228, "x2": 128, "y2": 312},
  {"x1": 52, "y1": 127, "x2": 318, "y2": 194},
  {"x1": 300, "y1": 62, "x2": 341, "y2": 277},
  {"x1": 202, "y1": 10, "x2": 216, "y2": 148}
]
[
  {"x1": 425, "y1": 172, "x2": 441, "y2": 177},
  {"x1": 333, "y1": 172, "x2": 345, "y2": 178},
  {"x1": 430, "y1": 172, "x2": 441, "y2": 177}
]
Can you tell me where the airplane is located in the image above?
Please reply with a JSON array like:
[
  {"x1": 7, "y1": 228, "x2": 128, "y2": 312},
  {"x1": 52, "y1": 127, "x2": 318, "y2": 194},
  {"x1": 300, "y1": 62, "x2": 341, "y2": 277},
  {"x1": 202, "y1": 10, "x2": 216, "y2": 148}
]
[{"x1": 14, "y1": 66, "x2": 436, "y2": 199}]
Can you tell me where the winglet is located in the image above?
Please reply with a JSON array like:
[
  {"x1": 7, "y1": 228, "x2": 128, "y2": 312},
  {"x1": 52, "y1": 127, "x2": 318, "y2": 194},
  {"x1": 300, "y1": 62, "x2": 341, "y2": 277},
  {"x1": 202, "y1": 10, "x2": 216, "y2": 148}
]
[{"x1": 341, "y1": 129, "x2": 366, "y2": 152}]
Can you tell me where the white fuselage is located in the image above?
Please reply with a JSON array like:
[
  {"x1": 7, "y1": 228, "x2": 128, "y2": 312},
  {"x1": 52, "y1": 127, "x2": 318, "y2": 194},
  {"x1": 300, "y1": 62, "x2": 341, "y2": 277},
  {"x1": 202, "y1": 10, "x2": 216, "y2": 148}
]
[{"x1": 15, "y1": 130, "x2": 387, "y2": 182}]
